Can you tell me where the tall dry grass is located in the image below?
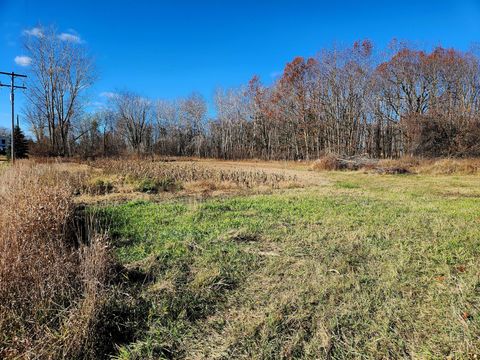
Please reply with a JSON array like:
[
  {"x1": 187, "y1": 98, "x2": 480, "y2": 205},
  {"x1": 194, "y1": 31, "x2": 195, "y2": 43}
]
[
  {"x1": 92, "y1": 159, "x2": 296, "y2": 188},
  {"x1": 312, "y1": 155, "x2": 480, "y2": 175},
  {"x1": 0, "y1": 162, "x2": 111, "y2": 359}
]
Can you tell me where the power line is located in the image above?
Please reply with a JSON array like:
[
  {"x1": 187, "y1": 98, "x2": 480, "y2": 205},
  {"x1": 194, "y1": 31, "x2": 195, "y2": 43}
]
[{"x1": 0, "y1": 71, "x2": 27, "y2": 164}]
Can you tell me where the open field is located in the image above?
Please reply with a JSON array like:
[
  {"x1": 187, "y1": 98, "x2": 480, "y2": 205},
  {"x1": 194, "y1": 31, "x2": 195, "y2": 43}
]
[
  {"x1": 1, "y1": 158, "x2": 480, "y2": 358},
  {"x1": 3, "y1": 2, "x2": 480, "y2": 358},
  {"x1": 97, "y1": 168, "x2": 480, "y2": 359}
]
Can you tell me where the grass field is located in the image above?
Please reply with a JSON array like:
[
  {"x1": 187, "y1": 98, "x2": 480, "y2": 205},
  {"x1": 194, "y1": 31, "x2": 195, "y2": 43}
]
[
  {"x1": 91, "y1": 168, "x2": 480, "y2": 359},
  {"x1": 2, "y1": 159, "x2": 480, "y2": 358}
]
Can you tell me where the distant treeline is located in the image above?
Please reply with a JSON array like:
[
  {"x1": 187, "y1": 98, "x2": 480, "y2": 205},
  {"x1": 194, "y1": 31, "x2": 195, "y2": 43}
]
[{"x1": 24, "y1": 28, "x2": 480, "y2": 159}]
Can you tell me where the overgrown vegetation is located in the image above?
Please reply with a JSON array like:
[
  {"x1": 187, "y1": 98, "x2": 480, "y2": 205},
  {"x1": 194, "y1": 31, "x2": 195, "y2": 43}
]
[
  {"x1": 4, "y1": 12, "x2": 480, "y2": 360},
  {"x1": 312, "y1": 155, "x2": 480, "y2": 175},
  {"x1": 2, "y1": 158, "x2": 480, "y2": 359},
  {"x1": 92, "y1": 159, "x2": 297, "y2": 189},
  {"x1": 0, "y1": 162, "x2": 111, "y2": 358}
]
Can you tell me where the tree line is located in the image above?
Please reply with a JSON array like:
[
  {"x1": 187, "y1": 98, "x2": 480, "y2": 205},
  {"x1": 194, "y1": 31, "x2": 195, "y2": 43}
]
[{"x1": 24, "y1": 27, "x2": 480, "y2": 159}]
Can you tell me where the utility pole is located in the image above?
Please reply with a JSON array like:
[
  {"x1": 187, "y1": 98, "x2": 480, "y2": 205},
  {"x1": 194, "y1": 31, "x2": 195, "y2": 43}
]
[{"x1": 0, "y1": 71, "x2": 27, "y2": 164}]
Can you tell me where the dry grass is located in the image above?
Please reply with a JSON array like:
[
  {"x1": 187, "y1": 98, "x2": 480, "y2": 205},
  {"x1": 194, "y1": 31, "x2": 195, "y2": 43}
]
[
  {"x1": 312, "y1": 155, "x2": 480, "y2": 175},
  {"x1": 311, "y1": 155, "x2": 378, "y2": 172},
  {"x1": 311, "y1": 155, "x2": 346, "y2": 171},
  {"x1": 378, "y1": 157, "x2": 480, "y2": 175},
  {"x1": 91, "y1": 159, "x2": 298, "y2": 189},
  {"x1": 4, "y1": 156, "x2": 480, "y2": 358},
  {"x1": 0, "y1": 161, "x2": 111, "y2": 359},
  {"x1": 415, "y1": 158, "x2": 480, "y2": 175}
]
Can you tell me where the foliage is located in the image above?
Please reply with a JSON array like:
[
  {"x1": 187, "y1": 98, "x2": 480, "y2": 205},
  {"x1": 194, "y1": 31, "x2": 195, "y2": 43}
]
[
  {"x1": 83, "y1": 177, "x2": 115, "y2": 195},
  {"x1": 135, "y1": 177, "x2": 178, "y2": 193},
  {"x1": 6, "y1": 125, "x2": 29, "y2": 160}
]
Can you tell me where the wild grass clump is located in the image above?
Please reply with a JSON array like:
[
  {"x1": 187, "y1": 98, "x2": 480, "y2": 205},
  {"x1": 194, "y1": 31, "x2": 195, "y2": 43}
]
[
  {"x1": 416, "y1": 158, "x2": 480, "y2": 175},
  {"x1": 92, "y1": 159, "x2": 296, "y2": 189},
  {"x1": 376, "y1": 155, "x2": 421, "y2": 169},
  {"x1": 313, "y1": 155, "x2": 480, "y2": 175},
  {"x1": 135, "y1": 177, "x2": 180, "y2": 193},
  {"x1": 83, "y1": 177, "x2": 115, "y2": 195},
  {"x1": 0, "y1": 162, "x2": 111, "y2": 359},
  {"x1": 378, "y1": 157, "x2": 480, "y2": 174},
  {"x1": 311, "y1": 155, "x2": 346, "y2": 171}
]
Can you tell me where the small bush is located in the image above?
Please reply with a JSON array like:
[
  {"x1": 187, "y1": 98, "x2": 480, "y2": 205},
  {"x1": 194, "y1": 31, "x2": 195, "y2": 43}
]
[
  {"x1": 311, "y1": 155, "x2": 345, "y2": 171},
  {"x1": 135, "y1": 177, "x2": 179, "y2": 193},
  {"x1": 85, "y1": 177, "x2": 114, "y2": 195},
  {"x1": 136, "y1": 178, "x2": 158, "y2": 193}
]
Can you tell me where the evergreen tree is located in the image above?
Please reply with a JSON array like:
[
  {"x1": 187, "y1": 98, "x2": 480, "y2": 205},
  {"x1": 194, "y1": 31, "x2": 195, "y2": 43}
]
[{"x1": 7, "y1": 125, "x2": 29, "y2": 160}]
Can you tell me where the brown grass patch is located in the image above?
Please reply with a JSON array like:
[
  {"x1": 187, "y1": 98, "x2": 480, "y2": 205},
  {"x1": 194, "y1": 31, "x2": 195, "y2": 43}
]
[
  {"x1": 416, "y1": 158, "x2": 480, "y2": 175},
  {"x1": 378, "y1": 157, "x2": 480, "y2": 175},
  {"x1": 91, "y1": 159, "x2": 297, "y2": 189},
  {"x1": 0, "y1": 161, "x2": 111, "y2": 359},
  {"x1": 312, "y1": 155, "x2": 480, "y2": 175},
  {"x1": 311, "y1": 155, "x2": 346, "y2": 171}
]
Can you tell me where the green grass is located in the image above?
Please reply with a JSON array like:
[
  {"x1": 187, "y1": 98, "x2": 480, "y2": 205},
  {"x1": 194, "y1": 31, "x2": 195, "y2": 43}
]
[{"x1": 95, "y1": 172, "x2": 480, "y2": 359}]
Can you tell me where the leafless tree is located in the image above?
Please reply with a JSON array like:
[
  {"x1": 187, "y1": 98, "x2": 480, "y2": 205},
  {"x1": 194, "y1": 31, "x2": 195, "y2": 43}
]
[
  {"x1": 111, "y1": 92, "x2": 152, "y2": 154},
  {"x1": 24, "y1": 25, "x2": 95, "y2": 156},
  {"x1": 24, "y1": 37, "x2": 480, "y2": 160}
]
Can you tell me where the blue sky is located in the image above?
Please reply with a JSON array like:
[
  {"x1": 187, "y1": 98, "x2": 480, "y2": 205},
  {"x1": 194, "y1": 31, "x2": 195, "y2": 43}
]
[{"x1": 1, "y1": 0, "x2": 480, "y2": 129}]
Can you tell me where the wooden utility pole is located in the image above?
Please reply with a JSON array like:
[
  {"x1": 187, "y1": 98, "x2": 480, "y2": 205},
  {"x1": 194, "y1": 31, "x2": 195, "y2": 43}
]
[{"x1": 0, "y1": 71, "x2": 27, "y2": 164}]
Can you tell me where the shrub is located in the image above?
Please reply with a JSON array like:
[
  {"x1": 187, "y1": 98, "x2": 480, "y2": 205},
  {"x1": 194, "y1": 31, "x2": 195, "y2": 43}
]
[
  {"x1": 135, "y1": 177, "x2": 178, "y2": 193},
  {"x1": 311, "y1": 155, "x2": 345, "y2": 171},
  {"x1": 84, "y1": 177, "x2": 115, "y2": 195}
]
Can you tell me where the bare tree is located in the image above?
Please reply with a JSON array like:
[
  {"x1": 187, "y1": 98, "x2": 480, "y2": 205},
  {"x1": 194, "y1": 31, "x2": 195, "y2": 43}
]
[
  {"x1": 23, "y1": 25, "x2": 95, "y2": 156},
  {"x1": 178, "y1": 93, "x2": 207, "y2": 156},
  {"x1": 111, "y1": 92, "x2": 152, "y2": 154},
  {"x1": 154, "y1": 99, "x2": 179, "y2": 155},
  {"x1": 23, "y1": 36, "x2": 480, "y2": 160}
]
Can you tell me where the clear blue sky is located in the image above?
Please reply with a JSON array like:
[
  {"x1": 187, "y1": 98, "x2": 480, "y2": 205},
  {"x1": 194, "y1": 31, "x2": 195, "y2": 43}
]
[{"x1": 0, "y1": 0, "x2": 479, "y2": 129}]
